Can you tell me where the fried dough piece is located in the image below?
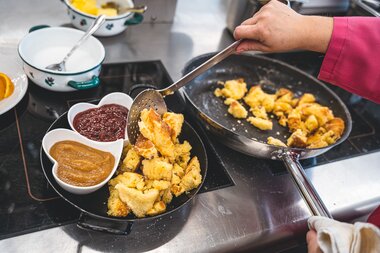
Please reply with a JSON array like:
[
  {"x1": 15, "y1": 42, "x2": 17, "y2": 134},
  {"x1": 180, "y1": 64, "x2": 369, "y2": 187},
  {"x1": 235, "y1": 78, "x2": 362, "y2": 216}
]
[
  {"x1": 291, "y1": 98, "x2": 299, "y2": 108},
  {"x1": 243, "y1": 86, "x2": 264, "y2": 107},
  {"x1": 262, "y1": 94, "x2": 276, "y2": 112},
  {"x1": 139, "y1": 108, "x2": 175, "y2": 160},
  {"x1": 161, "y1": 188, "x2": 173, "y2": 204},
  {"x1": 146, "y1": 201, "x2": 167, "y2": 216},
  {"x1": 305, "y1": 115, "x2": 319, "y2": 133},
  {"x1": 214, "y1": 88, "x2": 223, "y2": 97},
  {"x1": 215, "y1": 78, "x2": 248, "y2": 100},
  {"x1": 116, "y1": 184, "x2": 159, "y2": 218},
  {"x1": 276, "y1": 92, "x2": 293, "y2": 104},
  {"x1": 121, "y1": 144, "x2": 132, "y2": 160},
  {"x1": 172, "y1": 157, "x2": 202, "y2": 197},
  {"x1": 250, "y1": 106, "x2": 268, "y2": 120},
  {"x1": 287, "y1": 110, "x2": 303, "y2": 132},
  {"x1": 301, "y1": 104, "x2": 334, "y2": 126},
  {"x1": 247, "y1": 116, "x2": 273, "y2": 130},
  {"x1": 120, "y1": 147, "x2": 141, "y2": 173},
  {"x1": 307, "y1": 127, "x2": 326, "y2": 145},
  {"x1": 306, "y1": 127, "x2": 331, "y2": 148},
  {"x1": 107, "y1": 187, "x2": 130, "y2": 217},
  {"x1": 275, "y1": 88, "x2": 292, "y2": 98},
  {"x1": 135, "y1": 134, "x2": 158, "y2": 159},
  {"x1": 182, "y1": 157, "x2": 202, "y2": 189},
  {"x1": 163, "y1": 112, "x2": 184, "y2": 141},
  {"x1": 325, "y1": 118, "x2": 345, "y2": 138},
  {"x1": 226, "y1": 99, "x2": 248, "y2": 119},
  {"x1": 142, "y1": 157, "x2": 173, "y2": 181},
  {"x1": 287, "y1": 129, "x2": 308, "y2": 148},
  {"x1": 267, "y1": 137, "x2": 287, "y2": 147},
  {"x1": 307, "y1": 140, "x2": 329, "y2": 149},
  {"x1": 278, "y1": 114, "x2": 288, "y2": 127},
  {"x1": 174, "y1": 141, "x2": 192, "y2": 169},
  {"x1": 145, "y1": 179, "x2": 171, "y2": 191},
  {"x1": 273, "y1": 101, "x2": 293, "y2": 116},
  {"x1": 109, "y1": 172, "x2": 145, "y2": 190},
  {"x1": 298, "y1": 93, "x2": 316, "y2": 105}
]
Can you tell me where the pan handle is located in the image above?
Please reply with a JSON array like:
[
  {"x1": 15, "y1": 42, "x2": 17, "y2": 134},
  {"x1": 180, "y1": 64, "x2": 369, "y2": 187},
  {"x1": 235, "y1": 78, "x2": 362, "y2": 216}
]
[
  {"x1": 77, "y1": 213, "x2": 134, "y2": 235},
  {"x1": 280, "y1": 151, "x2": 332, "y2": 218}
]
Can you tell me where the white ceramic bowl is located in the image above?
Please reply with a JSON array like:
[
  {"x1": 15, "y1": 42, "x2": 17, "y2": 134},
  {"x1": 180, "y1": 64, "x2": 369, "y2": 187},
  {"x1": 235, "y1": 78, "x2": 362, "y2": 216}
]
[
  {"x1": 18, "y1": 26, "x2": 105, "y2": 92},
  {"x1": 68, "y1": 92, "x2": 133, "y2": 143},
  {"x1": 42, "y1": 128, "x2": 123, "y2": 194},
  {"x1": 63, "y1": 0, "x2": 144, "y2": 37}
]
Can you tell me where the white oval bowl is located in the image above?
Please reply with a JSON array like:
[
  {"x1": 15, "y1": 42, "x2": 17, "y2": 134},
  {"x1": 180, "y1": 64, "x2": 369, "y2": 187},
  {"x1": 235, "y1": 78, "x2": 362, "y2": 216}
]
[
  {"x1": 18, "y1": 27, "x2": 105, "y2": 92},
  {"x1": 63, "y1": 0, "x2": 143, "y2": 37},
  {"x1": 42, "y1": 128, "x2": 123, "y2": 194},
  {"x1": 68, "y1": 92, "x2": 133, "y2": 143}
]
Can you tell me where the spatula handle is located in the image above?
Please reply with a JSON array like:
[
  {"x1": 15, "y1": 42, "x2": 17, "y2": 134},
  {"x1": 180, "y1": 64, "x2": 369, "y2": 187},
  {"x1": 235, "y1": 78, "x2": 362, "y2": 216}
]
[{"x1": 160, "y1": 40, "x2": 242, "y2": 97}]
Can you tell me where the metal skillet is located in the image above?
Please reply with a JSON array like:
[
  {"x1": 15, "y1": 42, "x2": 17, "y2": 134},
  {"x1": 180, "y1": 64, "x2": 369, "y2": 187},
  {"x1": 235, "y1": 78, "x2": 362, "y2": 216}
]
[{"x1": 182, "y1": 53, "x2": 352, "y2": 218}]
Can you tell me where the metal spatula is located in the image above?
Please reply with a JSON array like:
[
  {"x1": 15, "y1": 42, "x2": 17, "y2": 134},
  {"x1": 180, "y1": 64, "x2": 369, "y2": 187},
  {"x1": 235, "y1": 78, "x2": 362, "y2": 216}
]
[{"x1": 127, "y1": 40, "x2": 242, "y2": 144}]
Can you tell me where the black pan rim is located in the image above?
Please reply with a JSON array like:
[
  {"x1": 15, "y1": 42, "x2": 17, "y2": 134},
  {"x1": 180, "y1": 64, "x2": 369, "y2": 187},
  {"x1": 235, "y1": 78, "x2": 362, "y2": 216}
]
[
  {"x1": 182, "y1": 52, "x2": 352, "y2": 154},
  {"x1": 40, "y1": 111, "x2": 208, "y2": 223}
]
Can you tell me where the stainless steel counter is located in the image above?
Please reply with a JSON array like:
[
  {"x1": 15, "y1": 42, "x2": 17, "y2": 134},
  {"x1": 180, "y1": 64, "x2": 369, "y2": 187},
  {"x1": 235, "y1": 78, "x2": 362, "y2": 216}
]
[{"x1": 1, "y1": 1, "x2": 380, "y2": 252}]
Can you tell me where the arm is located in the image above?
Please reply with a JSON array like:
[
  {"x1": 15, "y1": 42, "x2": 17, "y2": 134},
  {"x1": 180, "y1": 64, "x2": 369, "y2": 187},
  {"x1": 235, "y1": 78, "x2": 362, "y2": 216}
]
[
  {"x1": 318, "y1": 17, "x2": 380, "y2": 104},
  {"x1": 234, "y1": 0, "x2": 380, "y2": 104}
]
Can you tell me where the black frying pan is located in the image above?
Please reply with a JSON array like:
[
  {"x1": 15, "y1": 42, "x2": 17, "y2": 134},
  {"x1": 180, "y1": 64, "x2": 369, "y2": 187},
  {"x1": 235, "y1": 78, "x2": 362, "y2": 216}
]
[
  {"x1": 40, "y1": 109, "x2": 208, "y2": 235},
  {"x1": 182, "y1": 53, "x2": 352, "y2": 218}
]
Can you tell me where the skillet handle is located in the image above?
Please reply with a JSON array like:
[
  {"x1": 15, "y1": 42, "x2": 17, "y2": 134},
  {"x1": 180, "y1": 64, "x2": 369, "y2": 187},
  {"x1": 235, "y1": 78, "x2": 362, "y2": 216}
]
[
  {"x1": 77, "y1": 213, "x2": 134, "y2": 235},
  {"x1": 280, "y1": 151, "x2": 332, "y2": 218}
]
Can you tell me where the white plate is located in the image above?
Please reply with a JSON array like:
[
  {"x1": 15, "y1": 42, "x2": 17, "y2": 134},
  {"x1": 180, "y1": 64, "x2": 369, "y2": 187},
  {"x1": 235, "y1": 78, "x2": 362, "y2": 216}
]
[{"x1": 0, "y1": 73, "x2": 28, "y2": 115}]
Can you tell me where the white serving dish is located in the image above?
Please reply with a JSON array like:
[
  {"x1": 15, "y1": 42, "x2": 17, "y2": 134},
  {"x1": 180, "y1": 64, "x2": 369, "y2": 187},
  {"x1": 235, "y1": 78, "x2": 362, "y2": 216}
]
[
  {"x1": 67, "y1": 92, "x2": 133, "y2": 143},
  {"x1": 18, "y1": 26, "x2": 105, "y2": 92},
  {"x1": 63, "y1": 0, "x2": 144, "y2": 37},
  {"x1": 42, "y1": 128, "x2": 123, "y2": 194}
]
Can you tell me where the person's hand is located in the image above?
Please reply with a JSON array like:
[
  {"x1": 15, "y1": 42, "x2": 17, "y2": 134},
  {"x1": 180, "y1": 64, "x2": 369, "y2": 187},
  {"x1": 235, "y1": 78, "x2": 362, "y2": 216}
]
[
  {"x1": 233, "y1": 0, "x2": 333, "y2": 53},
  {"x1": 306, "y1": 230, "x2": 323, "y2": 253}
]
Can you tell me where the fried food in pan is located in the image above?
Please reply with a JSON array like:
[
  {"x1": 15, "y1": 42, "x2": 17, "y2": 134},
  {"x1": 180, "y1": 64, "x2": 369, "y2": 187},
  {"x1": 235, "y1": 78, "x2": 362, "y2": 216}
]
[
  {"x1": 107, "y1": 109, "x2": 202, "y2": 218},
  {"x1": 214, "y1": 78, "x2": 345, "y2": 148}
]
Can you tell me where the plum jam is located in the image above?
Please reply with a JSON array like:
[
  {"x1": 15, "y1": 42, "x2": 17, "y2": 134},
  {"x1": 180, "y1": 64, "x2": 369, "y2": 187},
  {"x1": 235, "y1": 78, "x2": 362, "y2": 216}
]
[{"x1": 73, "y1": 104, "x2": 129, "y2": 142}]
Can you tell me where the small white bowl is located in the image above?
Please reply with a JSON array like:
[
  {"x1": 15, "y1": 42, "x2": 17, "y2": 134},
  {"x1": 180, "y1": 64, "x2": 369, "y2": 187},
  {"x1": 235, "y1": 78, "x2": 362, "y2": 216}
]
[
  {"x1": 42, "y1": 128, "x2": 123, "y2": 194},
  {"x1": 63, "y1": 0, "x2": 144, "y2": 37},
  {"x1": 18, "y1": 26, "x2": 105, "y2": 92},
  {"x1": 68, "y1": 92, "x2": 133, "y2": 143}
]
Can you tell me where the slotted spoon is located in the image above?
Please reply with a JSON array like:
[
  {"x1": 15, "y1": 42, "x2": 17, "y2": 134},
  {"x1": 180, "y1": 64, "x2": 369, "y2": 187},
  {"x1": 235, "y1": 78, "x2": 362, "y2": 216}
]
[{"x1": 127, "y1": 40, "x2": 242, "y2": 144}]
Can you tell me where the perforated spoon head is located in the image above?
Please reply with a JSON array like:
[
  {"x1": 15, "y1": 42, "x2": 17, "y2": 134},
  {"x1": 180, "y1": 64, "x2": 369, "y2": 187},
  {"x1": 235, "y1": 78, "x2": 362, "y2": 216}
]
[
  {"x1": 46, "y1": 62, "x2": 66, "y2": 72},
  {"x1": 127, "y1": 89, "x2": 167, "y2": 145}
]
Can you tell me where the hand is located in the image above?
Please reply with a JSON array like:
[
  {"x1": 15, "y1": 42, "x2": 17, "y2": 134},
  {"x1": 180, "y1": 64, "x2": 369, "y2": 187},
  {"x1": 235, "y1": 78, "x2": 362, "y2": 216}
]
[
  {"x1": 306, "y1": 230, "x2": 323, "y2": 253},
  {"x1": 233, "y1": 0, "x2": 333, "y2": 53}
]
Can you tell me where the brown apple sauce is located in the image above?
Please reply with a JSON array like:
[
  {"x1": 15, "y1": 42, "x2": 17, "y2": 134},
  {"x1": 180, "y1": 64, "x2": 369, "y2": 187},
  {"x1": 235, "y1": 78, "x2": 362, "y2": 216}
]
[{"x1": 50, "y1": 140, "x2": 115, "y2": 187}]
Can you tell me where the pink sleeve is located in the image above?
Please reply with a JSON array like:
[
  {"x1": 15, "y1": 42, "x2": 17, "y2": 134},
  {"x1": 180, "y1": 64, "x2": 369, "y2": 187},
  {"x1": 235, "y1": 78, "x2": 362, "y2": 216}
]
[{"x1": 318, "y1": 17, "x2": 380, "y2": 104}]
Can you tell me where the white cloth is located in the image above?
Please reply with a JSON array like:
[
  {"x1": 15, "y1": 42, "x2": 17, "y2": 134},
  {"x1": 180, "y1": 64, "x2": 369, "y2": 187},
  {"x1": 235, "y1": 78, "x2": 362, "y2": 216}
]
[{"x1": 308, "y1": 216, "x2": 380, "y2": 253}]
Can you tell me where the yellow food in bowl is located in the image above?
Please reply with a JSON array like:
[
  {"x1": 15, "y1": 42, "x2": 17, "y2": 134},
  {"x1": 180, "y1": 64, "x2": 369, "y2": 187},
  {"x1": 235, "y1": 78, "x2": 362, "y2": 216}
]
[
  {"x1": 0, "y1": 73, "x2": 15, "y2": 100},
  {"x1": 71, "y1": 0, "x2": 118, "y2": 17}
]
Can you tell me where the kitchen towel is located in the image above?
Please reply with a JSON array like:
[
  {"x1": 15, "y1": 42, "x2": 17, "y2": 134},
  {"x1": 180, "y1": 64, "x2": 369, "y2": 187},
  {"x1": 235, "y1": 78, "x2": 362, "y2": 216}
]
[{"x1": 308, "y1": 216, "x2": 380, "y2": 253}]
